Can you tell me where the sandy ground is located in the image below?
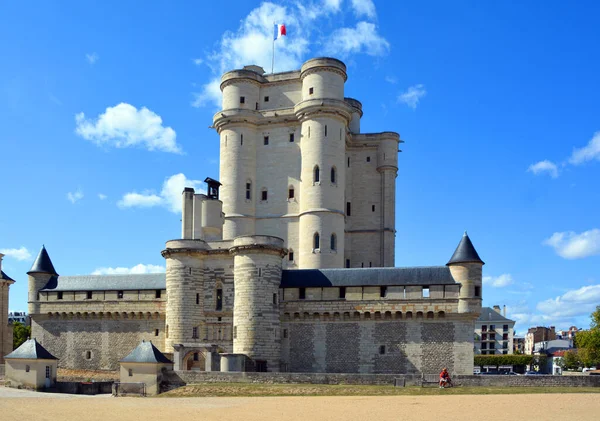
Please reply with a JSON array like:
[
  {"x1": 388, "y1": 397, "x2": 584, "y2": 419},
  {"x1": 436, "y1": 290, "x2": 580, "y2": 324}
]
[{"x1": 1, "y1": 391, "x2": 599, "y2": 421}]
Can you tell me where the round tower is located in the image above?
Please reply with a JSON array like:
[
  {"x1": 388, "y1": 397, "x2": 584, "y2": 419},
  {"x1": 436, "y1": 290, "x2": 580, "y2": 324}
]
[
  {"x1": 230, "y1": 235, "x2": 285, "y2": 372},
  {"x1": 27, "y1": 245, "x2": 58, "y2": 315},
  {"x1": 295, "y1": 58, "x2": 352, "y2": 269},
  {"x1": 162, "y1": 240, "x2": 207, "y2": 351},
  {"x1": 377, "y1": 132, "x2": 401, "y2": 267},
  {"x1": 214, "y1": 68, "x2": 266, "y2": 239},
  {"x1": 447, "y1": 232, "x2": 484, "y2": 314}
]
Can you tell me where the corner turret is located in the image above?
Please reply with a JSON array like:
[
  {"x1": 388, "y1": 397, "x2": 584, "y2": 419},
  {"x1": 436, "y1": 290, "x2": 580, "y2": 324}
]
[
  {"x1": 447, "y1": 232, "x2": 484, "y2": 314},
  {"x1": 27, "y1": 245, "x2": 58, "y2": 315}
]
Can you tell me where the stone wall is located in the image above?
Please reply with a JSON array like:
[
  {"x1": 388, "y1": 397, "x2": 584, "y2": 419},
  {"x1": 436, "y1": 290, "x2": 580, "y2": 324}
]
[
  {"x1": 165, "y1": 370, "x2": 600, "y2": 387},
  {"x1": 32, "y1": 316, "x2": 165, "y2": 370},
  {"x1": 281, "y1": 319, "x2": 474, "y2": 375}
]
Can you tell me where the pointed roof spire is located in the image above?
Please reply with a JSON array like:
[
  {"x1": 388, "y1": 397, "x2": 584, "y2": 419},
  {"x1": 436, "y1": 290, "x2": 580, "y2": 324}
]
[
  {"x1": 27, "y1": 245, "x2": 58, "y2": 276},
  {"x1": 447, "y1": 232, "x2": 484, "y2": 265},
  {"x1": 4, "y1": 338, "x2": 58, "y2": 360},
  {"x1": 120, "y1": 340, "x2": 172, "y2": 364}
]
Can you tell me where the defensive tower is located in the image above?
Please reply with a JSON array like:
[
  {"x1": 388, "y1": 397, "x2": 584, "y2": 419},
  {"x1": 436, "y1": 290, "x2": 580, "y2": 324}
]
[
  {"x1": 27, "y1": 245, "x2": 58, "y2": 315},
  {"x1": 447, "y1": 232, "x2": 484, "y2": 315}
]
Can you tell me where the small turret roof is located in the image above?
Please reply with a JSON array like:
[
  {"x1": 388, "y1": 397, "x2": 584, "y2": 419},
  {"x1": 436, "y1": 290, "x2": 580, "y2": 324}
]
[
  {"x1": 447, "y1": 232, "x2": 484, "y2": 265},
  {"x1": 1, "y1": 270, "x2": 15, "y2": 282},
  {"x1": 27, "y1": 245, "x2": 58, "y2": 275},
  {"x1": 120, "y1": 340, "x2": 172, "y2": 364},
  {"x1": 4, "y1": 338, "x2": 58, "y2": 360}
]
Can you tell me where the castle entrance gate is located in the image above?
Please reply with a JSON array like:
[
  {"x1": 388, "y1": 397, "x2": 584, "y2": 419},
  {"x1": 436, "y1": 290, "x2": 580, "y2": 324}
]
[{"x1": 172, "y1": 344, "x2": 223, "y2": 371}]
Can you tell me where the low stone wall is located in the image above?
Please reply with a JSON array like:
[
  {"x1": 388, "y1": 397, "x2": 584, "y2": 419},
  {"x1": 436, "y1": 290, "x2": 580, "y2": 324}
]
[
  {"x1": 454, "y1": 375, "x2": 600, "y2": 387},
  {"x1": 165, "y1": 371, "x2": 600, "y2": 388},
  {"x1": 166, "y1": 370, "x2": 423, "y2": 386}
]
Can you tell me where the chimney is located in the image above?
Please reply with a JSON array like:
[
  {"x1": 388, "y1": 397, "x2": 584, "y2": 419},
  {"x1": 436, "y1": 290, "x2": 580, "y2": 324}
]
[
  {"x1": 0, "y1": 252, "x2": 4, "y2": 273},
  {"x1": 493, "y1": 305, "x2": 501, "y2": 314},
  {"x1": 503, "y1": 305, "x2": 506, "y2": 317}
]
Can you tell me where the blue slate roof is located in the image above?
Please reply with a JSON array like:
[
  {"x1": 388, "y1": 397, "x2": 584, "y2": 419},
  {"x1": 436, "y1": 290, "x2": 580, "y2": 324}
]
[
  {"x1": 37, "y1": 266, "x2": 457, "y2": 292},
  {"x1": 40, "y1": 273, "x2": 166, "y2": 292},
  {"x1": 5, "y1": 338, "x2": 58, "y2": 360},
  {"x1": 477, "y1": 307, "x2": 514, "y2": 323},
  {"x1": 28, "y1": 245, "x2": 58, "y2": 275},
  {"x1": 120, "y1": 341, "x2": 172, "y2": 364},
  {"x1": 1, "y1": 270, "x2": 15, "y2": 282},
  {"x1": 280, "y1": 266, "x2": 456, "y2": 288},
  {"x1": 447, "y1": 232, "x2": 484, "y2": 265}
]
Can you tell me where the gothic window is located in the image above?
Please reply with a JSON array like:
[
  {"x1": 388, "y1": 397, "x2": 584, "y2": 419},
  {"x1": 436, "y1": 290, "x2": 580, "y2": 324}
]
[
  {"x1": 216, "y1": 288, "x2": 223, "y2": 311},
  {"x1": 313, "y1": 232, "x2": 320, "y2": 250},
  {"x1": 330, "y1": 166, "x2": 336, "y2": 183},
  {"x1": 314, "y1": 166, "x2": 320, "y2": 183},
  {"x1": 246, "y1": 181, "x2": 252, "y2": 200},
  {"x1": 330, "y1": 233, "x2": 337, "y2": 251}
]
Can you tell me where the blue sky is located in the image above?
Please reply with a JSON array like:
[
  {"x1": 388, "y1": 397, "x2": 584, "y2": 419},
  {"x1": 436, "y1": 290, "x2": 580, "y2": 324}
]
[{"x1": 1, "y1": 0, "x2": 599, "y2": 334}]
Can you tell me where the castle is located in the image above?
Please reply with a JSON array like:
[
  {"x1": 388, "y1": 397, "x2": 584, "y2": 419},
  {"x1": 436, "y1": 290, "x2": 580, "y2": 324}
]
[{"x1": 10, "y1": 58, "x2": 484, "y2": 374}]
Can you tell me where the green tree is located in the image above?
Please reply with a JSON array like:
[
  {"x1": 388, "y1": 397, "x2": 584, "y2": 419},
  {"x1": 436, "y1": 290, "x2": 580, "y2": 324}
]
[
  {"x1": 557, "y1": 350, "x2": 580, "y2": 370},
  {"x1": 575, "y1": 306, "x2": 600, "y2": 367},
  {"x1": 12, "y1": 322, "x2": 31, "y2": 350}
]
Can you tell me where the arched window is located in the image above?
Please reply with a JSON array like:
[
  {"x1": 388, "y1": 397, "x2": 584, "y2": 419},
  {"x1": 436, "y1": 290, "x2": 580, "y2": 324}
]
[
  {"x1": 314, "y1": 166, "x2": 320, "y2": 183},
  {"x1": 245, "y1": 180, "x2": 252, "y2": 200},
  {"x1": 313, "y1": 232, "x2": 320, "y2": 250},
  {"x1": 330, "y1": 233, "x2": 337, "y2": 250},
  {"x1": 330, "y1": 166, "x2": 336, "y2": 183}
]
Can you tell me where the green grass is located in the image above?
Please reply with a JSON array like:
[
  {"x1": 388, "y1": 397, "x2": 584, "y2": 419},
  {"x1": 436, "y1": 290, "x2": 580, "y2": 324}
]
[{"x1": 159, "y1": 382, "x2": 600, "y2": 397}]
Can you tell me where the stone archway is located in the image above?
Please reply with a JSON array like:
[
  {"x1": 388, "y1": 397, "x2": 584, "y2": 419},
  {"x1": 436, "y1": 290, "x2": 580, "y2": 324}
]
[{"x1": 182, "y1": 350, "x2": 206, "y2": 371}]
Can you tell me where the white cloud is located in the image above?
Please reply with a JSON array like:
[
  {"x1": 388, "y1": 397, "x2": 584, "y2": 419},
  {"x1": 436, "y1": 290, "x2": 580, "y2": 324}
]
[
  {"x1": 98, "y1": 193, "x2": 107, "y2": 200},
  {"x1": 323, "y1": 0, "x2": 342, "y2": 12},
  {"x1": 0, "y1": 246, "x2": 32, "y2": 261},
  {"x1": 536, "y1": 284, "x2": 600, "y2": 319},
  {"x1": 193, "y1": 58, "x2": 203, "y2": 66},
  {"x1": 192, "y1": 1, "x2": 389, "y2": 108},
  {"x1": 67, "y1": 189, "x2": 84, "y2": 204},
  {"x1": 569, "y1": 131, "x2": 600, "y2": 165},
  {"x1": 351, "y1": 0, "x2": 376, "y2": 19},
  {"x1": 398, "y1": 84, "x2": 426, "y2": 109},
  {"x1": 527, "y1": 160, "x2": 559, "y2": 178},
  {"x1": 75, "y1": 103, "x2": 182, "y2": 153},
  {"x1": 91, "y1": 264, "x2": 165, "y2": 275},
  {"x1": 325, "y1": 22, "x2": 389, "y2": 57},
  {"x1": 86, "y1": 52, "x2": 99, "y2": 64},
  {"x1": 483, "y1": 273, "x2": 514, "y2": 288},
  {"x1": 543, "y1": 229, "x2": 600, "y2": 259},
  {"x1": 384, "y1": 76, "x2": 397, "y2": 84},
  {"x1": 118, "y1": 173, "x2": 205, "y2": 213}
]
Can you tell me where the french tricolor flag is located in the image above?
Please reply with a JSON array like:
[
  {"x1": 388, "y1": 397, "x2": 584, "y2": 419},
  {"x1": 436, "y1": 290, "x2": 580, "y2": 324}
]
[{"x1": 274, "y1": 23, "x2": 287, "y2": 40}]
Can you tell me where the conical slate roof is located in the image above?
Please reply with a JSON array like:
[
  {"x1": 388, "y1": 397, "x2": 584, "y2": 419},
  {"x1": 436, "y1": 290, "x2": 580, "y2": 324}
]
[
  {"x1": 1, "y1": 270, "x2": 15, "y2": 282},
  {"x1": 120, "y1": 340, "x2": 172, "y2": 364},
  {"x1": 447, "y1": 232, "x2": 484, "y2": 265},
  {"x1": 27, "y1": 245, "x2": 58, "y2": 275},
  {"x1": 5, "y1": 338, "x2": 58, "y2": 360}
]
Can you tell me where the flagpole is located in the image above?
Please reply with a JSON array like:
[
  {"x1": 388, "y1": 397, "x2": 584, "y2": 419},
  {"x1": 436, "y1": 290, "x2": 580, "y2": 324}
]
[{"x1": 271, "y1": 23, "x2": 275, "y2": 74}]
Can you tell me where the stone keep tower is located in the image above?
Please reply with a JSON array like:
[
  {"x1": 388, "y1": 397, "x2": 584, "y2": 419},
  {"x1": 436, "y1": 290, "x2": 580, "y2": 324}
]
[
  {"x1": 447, "y1": 232, "x2": 484, "y2": 315},
  {"x1": 214, "y1": 57, "x2": 401, "y2": 270}
]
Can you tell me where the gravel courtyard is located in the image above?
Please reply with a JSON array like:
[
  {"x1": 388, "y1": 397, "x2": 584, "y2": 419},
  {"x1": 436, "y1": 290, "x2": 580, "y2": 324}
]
[{"x1": 0, "y1": 391, "x2": 599, "y2": 421}]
